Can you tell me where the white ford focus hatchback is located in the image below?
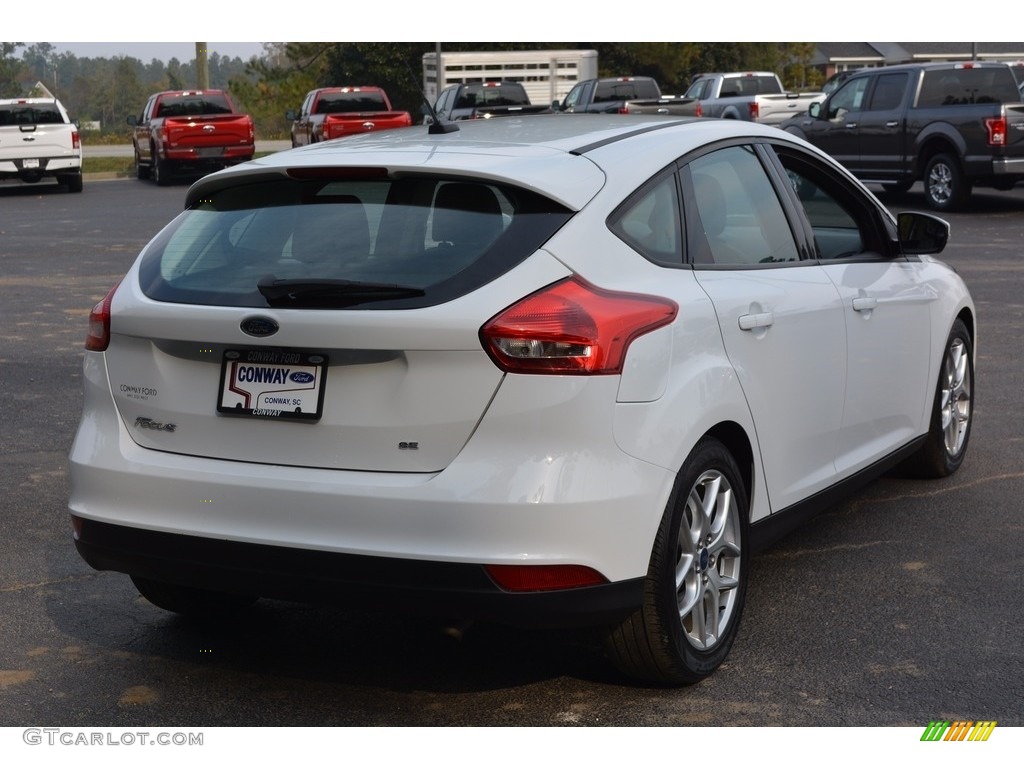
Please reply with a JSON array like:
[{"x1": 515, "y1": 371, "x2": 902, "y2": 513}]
[{"x1": 70, "y1": 115, "x2": 975, "y2": 684}]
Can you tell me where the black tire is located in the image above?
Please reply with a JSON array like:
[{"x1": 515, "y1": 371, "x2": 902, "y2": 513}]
[
  {"x1": 605, "y1": 437, "x2": 749, "y2": 685},
  {"x1": 135, "y1": 149, "x2": 150, "y2": 180},
  {"x1": 131, "y1": 575, "x2": 257, "y2": 618},
  {"x1": 59, "y1": 172, "x2": 84, "y2": 193},
  {"x1": 923, "y1": 153, "x2": 970, "y2": 211},
  {"x1": 901, "y1": 318, "x2": 973, "y2": 478},
  {"x1": 153, "y1": 151, "x2": 171, "y2": 186}
]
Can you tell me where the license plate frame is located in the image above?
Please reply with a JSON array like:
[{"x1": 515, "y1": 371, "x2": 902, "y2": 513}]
[{"x1": 217, "y1": 349, "x2": 328, "y2": 421}]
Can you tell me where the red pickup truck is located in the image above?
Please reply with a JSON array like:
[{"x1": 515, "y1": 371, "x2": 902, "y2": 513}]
[
  {"x1": 287, "y1": 87, "x2": 412, "y2": 147},
  {"x1": 128, "y1": 90, "x2": 255, "y2": 185}
]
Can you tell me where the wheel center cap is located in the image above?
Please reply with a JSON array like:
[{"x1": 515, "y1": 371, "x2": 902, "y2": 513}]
[{"x1": 699, "y1": 548, "x2": 710, "y2": 571}]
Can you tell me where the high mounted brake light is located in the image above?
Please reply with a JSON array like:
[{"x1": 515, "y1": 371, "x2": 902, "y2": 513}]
[{"x1": 480, "y1": 276, "x2": 677, "y2": 375}]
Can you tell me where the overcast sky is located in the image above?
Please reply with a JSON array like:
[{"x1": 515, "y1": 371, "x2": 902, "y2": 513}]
[{"x1": 44, "y1": 42, "x2": 269, "y2": 63}]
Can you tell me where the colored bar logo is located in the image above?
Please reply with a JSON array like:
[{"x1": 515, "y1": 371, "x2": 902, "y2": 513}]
[{"x1": 921, "y1": 721, "x2": 997, "y2": 741}]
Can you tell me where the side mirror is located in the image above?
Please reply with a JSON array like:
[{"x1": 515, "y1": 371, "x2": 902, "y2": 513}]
[
  {"x1": 808, "y1": 102, "x2": 822, "y2": 119},
  {"x1": 551, "y1": 99, "x2": 561, "y2": 111},
  {"x1": 126, "y1": 115, "x2": 138, "y2": 127},
  {"x1": 285, "y1": 110, "x2": 297, "y2": 121},
  {"x1": 897, "y1": 211, "x2": 949, "y2": 255}
]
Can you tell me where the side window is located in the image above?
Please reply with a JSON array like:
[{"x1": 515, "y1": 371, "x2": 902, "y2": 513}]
[
  {"x1": 775, "y1": 149, "x2": 882, "y2": 260},
  {"x1": 684, "y1": 79, "x2": 708, "y2": 100},
  {"x1": 561, "y1": 83, "x2": 583, "y2": 110},
  {"x1": 827, "y1": 77, "x2": 869, "y2": 118},
  {"x1": 866, "y1": 73, "x2": 907, "y2": 111},
  {"x1": 609, "y1": 172, "x2": 681, "y2": 265},
  {"x1": 683, "y1": 145, "x2": 799, "y2": 266}
]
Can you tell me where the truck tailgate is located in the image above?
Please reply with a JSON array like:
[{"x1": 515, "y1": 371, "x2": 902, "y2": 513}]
[{"x1": 164, "y1": 115, "x2": 253, "y2": 150}]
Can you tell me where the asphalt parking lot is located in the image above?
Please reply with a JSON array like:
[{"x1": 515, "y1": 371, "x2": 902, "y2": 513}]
[{"x1": 0, "y1": 173, "x2": 1021, "y2": 730}]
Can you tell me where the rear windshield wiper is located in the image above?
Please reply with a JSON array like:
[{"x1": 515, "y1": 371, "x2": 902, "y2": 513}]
[{"x1": 257, "y1": 276, "x2": 426, "y2": 308}]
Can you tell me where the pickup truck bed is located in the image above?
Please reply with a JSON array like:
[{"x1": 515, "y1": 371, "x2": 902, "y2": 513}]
[{"x1": 0, "y1": 98, "x2": 83, "y2": 192}]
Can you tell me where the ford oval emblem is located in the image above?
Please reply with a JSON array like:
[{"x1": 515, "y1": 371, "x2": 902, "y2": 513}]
[
  {"x1": 240, "y1": 317, "x2": 279, "y2": 337},
  {"x1": 290, "y1": 371, "x2": 315, "y2": 384}
]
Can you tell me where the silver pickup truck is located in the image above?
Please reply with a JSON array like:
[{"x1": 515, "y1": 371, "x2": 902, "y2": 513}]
[
  {"x1": 0, "y1": 97, "x2": 83, "y2": 192},
  {"x1": 684, "y1": 72, "x2": 824, "y2": 125}
]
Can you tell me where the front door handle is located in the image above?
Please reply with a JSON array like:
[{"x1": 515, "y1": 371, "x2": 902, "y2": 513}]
[{"x1": 852, "y1": 296, "x2": 878, "y2": 312}]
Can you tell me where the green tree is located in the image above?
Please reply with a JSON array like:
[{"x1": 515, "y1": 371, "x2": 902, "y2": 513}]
[{"x1": 1, "y1": 41, "x2": 25, "y2": 95}]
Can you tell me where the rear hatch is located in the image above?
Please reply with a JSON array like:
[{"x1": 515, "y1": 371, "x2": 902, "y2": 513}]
[{"x1": 103, "y1": 169, "x2": 573, "y2": 472}]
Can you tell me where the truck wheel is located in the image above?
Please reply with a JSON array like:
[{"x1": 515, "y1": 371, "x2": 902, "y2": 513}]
[
  {"x1": 153, "y1": 155, "x2": 171, "y2": 186},
  {"x1": 924, "y1": 153, "x2": 969, "y2": 211},
  {"x1": 135, "y1": 149, "x2": 150, "y2": 180},
  {"x1": 60, "y1": 172, "x2": 84, "y2": 193}
]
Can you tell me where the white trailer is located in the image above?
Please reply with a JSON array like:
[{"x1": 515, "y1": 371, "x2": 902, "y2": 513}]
[{"x1": 422, "y1": 49, "x2": 599, "y2": 107}]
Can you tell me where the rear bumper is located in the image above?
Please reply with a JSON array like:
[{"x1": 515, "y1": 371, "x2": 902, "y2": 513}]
[
  {"x1": 160, "y1": 145, "x2": 254, "y2": 164},
  {"x1": 992, "y1": 156, "x2": 1024, "y2": 175},
  {"x1": 73, "y1": 516, "x2": 644, "y2": 627},
  {"x1": 0, "y1": 155, "x2": 81, "y2": 180},
  {"x1": 69, "y1": 352, "x2": 674, "y2": 622}
]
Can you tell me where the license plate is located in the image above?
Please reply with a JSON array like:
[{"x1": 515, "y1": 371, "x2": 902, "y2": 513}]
[
  {"x1": 197, "y1": 147, "x2": 225, "y2": 158},
  {"x1": 23, "y1": 159, "x2": 39, "y2": 169},
  {"x1": 218, "y1": 349, "x2": 327, "y2": 421}
]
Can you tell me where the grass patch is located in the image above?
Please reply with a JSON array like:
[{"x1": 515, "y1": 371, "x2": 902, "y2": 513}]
[{"x1": 83, "y1": 152, "x2": 276, "y2": 177}]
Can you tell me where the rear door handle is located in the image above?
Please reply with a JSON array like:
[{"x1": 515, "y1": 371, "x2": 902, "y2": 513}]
[
  {"x1": 852, "y1": 296, "x2": 878, "y2": 312},
  {"x1": 739, "y1": 312, "x2": 775, "y2": 330}
]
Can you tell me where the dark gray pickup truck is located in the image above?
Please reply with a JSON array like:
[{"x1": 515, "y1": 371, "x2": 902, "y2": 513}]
[{"x1": 781, "y1": 61, "x2": 1024, "y2": 210}]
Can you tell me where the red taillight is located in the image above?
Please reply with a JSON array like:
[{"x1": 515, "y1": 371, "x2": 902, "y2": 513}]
[
  {"x1": 72, "y1": 130, "x2": 80, "y2": 149},
  {"x1": 748, "y1": 101, "x2": 760, "y2": 119},
  {"x1": 986, "y1": 116, "x2": 1007, "y2": 146},
  {"x1": 480, "y1": 276, "x2": 678, "y2": 375},
  {"x1": 85, "y1": 281, "x2": 121, "y2": 351},
  {"x1": 485, "y1": 564, "x2": 608, "y2": 592}
]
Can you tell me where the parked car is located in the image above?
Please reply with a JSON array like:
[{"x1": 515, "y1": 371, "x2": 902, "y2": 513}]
[
  {"x1": 427, "y1": 81, "x2": 550, "y2": 123},
  {"x1": 127, "y1": 90, "x2": 255, "y2": 185},
  {"x1": 683, "y1": 71, "x2": 824, "y2": 124},
  {"x1": 552, "y1": 76, "x2": 701, "y2": 116},
  {"x1": 781, "y1": 61, "x2": 1024, "y2": 210},
  {"x1": 0, "y1": 97, "x2": 82, "y2": 192},
  {"x1": 70, "y1": 115, "x2": 975, "y2": 685},
  {"x1": 286, "y1": 87, "x2": 412, "y2": 147}
]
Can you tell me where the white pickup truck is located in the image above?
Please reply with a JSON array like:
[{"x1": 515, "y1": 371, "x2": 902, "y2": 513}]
[
  {"x1": 0, "y1": 97, "x2": 83, "y2": 192},
  {"x1": 683, "y1": 72, "x2": 824, "y2": 125}
]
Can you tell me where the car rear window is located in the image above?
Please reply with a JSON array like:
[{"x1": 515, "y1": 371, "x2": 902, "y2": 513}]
[
  {"x1": 594, "y1": 79, "x2": 661, "y2": 101},
  {"x1": 917, "y1": 67, "x2": 1021, "y2": 106},
  {"x1": 138, "y1": 174, "x2": 572, "y2": 309},
  {"x1": 155, "y1": 94, "x2": 234, "y2": 117},
  {"x1": 455, "y1": 85, "x2": 530, "y2": 108},
  {"x1": 0, "y1": 103, "x2": 63, "y2": 125},
  {"x1": 316, "y1": 92, "x2": 389, "y2": 114}
]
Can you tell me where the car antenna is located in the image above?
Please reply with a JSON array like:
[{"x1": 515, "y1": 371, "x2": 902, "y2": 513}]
[{"x1": 408, "y1": 62, "x2": 458, "y2": 134}]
